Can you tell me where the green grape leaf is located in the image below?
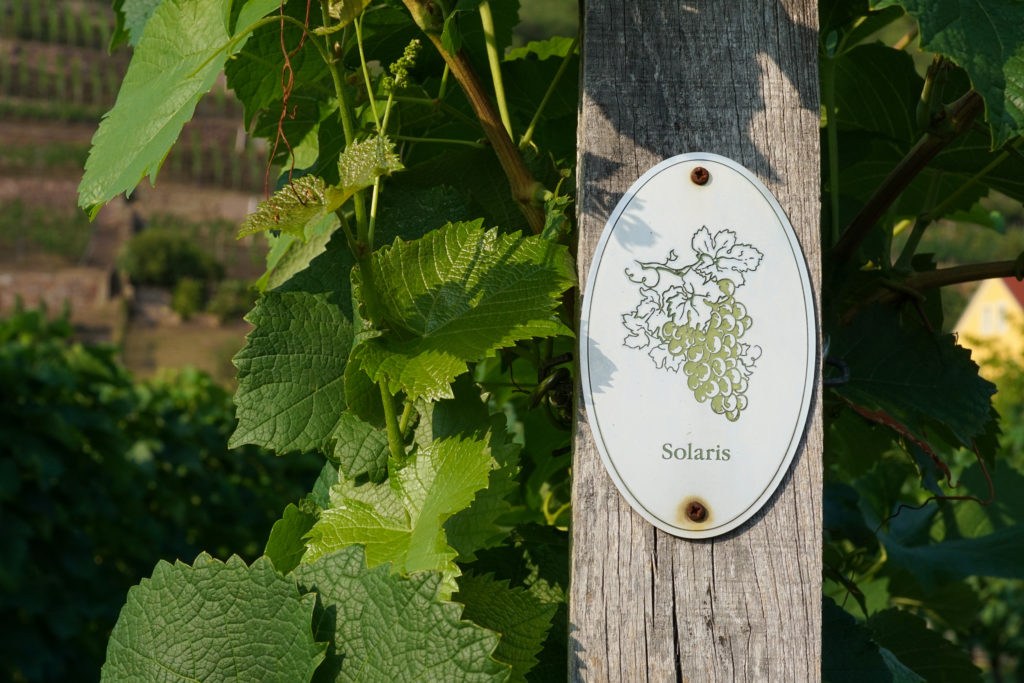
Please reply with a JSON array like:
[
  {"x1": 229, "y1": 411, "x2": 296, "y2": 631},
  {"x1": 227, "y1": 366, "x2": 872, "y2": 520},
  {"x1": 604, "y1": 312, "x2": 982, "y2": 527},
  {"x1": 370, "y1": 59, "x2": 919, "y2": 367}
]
[
  {"x1": 240, "y1": 138, "x2": 401, "y2": 239},
  {"x1": 880, "y1": 463, "x2": 1024, "y2": 590},
  {"x1": 231, "y1": 234, "x2": 356, "y2": 454},
  {"x1": 304, "y1": 437, "x2": 494, "y2": 597},
  {"x1": 78, "y1": 0, "x2": 278, "y2": 217},
  {"x1": 344, "y1": 361, "x2": 386, "y2": 427},
  {"x1": 502, "y1": 39, "x2": 579, "y2": 161},
  {"x1": 414, "y1": 376, "x2": 521, "y2": 561},
  {"x1": 819, "y1": 0, "x2": 903, "y2": 51},
  {"x1": 830, "y1": 306, "x2": 995, "y2": 453},
  {"x1": 266, "y1": 504, "x2": 318, "y2": 574},
  {"x1": 117, "y1": 0, "x2": 162, "y2": 47},
  {"x1": 293, "y1": 547, "x2": 509, "y2": 682},
  {"x1": 337, "y1": 135, "x2": 403, "y2": 190},
  {"x1": 330, "y1": 412, "x2": 390, "y2": 483},
  {"x1": 402, "y1": 148, "x2": 530, "y2": 233},
  {"x1": 878, "y1": 648, "x2": 927, "y2": 683},
  {"x1": 821, "y1": 597, "x2": 890, "y2": 683},
  {"x1": 375, "y1": 184, "x2": 475, "y2": 245},
  {"x1": 351, "y1": 221, "x2": 574, "y2": 401},
  {"x1": 230, "y1": 290, "x2": 353, "y2": 453},
  {"x1": 453, "y1": 573, "x2": 556, "y2": 682},
  {"x1": 328, "y1": 0, "x2": 372, "y2": 25},
  {"x1": 256, "y1": 213, "x2": 339, "y2": 293},
  {"x1": 110, "y1": 0, "x2": 131, "y2": 49},
  {"x1": 870, "y1": 0, "x2": 1024, "y2": 147},
  {"x1": 867, "y1": 608, "x2": 982, "y2": 682},
  {"x1": 832, "y1": 44, "x2": 920, "y2": 143},
  {"x1": 311, "y1": 461, "x2": 342, "y2": 510},
  {"x1": 239, "y1": 176, "x2": 349, "y2": 239},
  {"x1": 506, "y1": 36, "x2": 576, "y2": 62},
  {"x1": 101, "y1": 555, "x2": 325, "y2": 682},
  {"x1": 441, "y1": 0, "x2": 519, "y2": 66},
  {"x1": 831, "y1": 48, "x2": 1024, "y2": 220},
  {"x1": 226, "y1": 1, "x2": 332, "y2": 128}
]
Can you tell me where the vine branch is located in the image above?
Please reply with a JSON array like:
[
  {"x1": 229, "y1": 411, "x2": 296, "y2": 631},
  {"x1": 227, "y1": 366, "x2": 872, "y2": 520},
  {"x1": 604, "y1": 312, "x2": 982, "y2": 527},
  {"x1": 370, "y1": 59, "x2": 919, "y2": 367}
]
[
  {"x1": 844, "y1": 257, "x2": 1024, "y2": 322},
  {"x1": 401, "y1": 0, "x2": 545, "y2": 234},
  {"x1": 831, "y1": 90, "x2": 984, "y2": 266}
]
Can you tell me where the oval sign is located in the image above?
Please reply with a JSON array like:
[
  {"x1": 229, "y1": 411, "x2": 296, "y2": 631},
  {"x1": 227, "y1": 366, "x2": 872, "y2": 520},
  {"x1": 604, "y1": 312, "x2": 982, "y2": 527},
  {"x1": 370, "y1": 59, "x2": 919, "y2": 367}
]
[{"x1": 580, "y1": 153, "x2": 816, "y2": 538}]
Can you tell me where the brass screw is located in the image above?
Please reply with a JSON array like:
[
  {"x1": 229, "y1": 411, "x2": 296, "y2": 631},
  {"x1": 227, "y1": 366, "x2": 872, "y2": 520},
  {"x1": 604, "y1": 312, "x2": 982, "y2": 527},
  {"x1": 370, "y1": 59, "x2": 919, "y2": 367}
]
[
  {"x1": 685, "y1": 501, "x2": 708, "y2": 523},
  {"x1": 690, "y1": 167, "x2": 710, "y2": 185}
]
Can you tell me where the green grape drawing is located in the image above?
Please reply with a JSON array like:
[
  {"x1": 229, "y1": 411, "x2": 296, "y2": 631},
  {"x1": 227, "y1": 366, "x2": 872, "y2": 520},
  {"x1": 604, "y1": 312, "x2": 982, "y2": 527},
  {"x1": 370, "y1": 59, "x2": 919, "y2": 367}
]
[{"x1": 622, "y1": 227, "x2": 763, "y2": 421}]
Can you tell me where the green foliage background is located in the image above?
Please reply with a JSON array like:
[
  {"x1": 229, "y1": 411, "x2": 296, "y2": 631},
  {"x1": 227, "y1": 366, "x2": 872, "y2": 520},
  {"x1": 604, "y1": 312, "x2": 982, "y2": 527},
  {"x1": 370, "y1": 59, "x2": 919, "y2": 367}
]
[{"x1": 0, "y1": 307, "x2": 321, "y2": 681}]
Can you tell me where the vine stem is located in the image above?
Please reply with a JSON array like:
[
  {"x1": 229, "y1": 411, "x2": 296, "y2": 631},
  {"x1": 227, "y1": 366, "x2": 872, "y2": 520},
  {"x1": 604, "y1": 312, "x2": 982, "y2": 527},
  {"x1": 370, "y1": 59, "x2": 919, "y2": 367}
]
[
  {"x1": 398, "y1": 400, "x2": 414, "y2": 437},
  {"x1": 845, "y1": 257, "x2": 1024, "y2": 322},
  {"x1": 392, "y1": 95, "x2": 480, "y2": 127},
  {"x1": 318, "y1": 0, "x2": 368, "y2": 239},
  {"x1": 831, "y1": 90, "x2": 984, "y2": 266},
  {"x1": 354, "y1": 15, "x2": 381, "y2": 129},
  {"x1": 519, "y1": 37, "x2": 578, "y2": 150},
  {"x1": 894, "y1": 171, "x2": 941, "y2": 270},
  {"x1": 919, "y1": 138, "x2": 1021, "y2": 224},
  {"x1": 401, "y1": 0, "x2": 544, "y2": 234},
  {"x1": 380, "y1": 383, "x2": 406, "y2": 463},
  {"x1": 394, "y1": 134, "x2": 485, "y2": 148},
  {"x1": 478, "y1": 1, "x2": 513, "y2": 139}
]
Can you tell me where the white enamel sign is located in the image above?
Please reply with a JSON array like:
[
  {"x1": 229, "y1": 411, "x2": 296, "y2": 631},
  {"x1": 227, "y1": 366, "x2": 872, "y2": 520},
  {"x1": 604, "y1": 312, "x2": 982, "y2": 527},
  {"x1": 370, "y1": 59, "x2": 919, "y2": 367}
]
[{"x1": 580, "y1": 153, "x2": 816, "y2": 539}]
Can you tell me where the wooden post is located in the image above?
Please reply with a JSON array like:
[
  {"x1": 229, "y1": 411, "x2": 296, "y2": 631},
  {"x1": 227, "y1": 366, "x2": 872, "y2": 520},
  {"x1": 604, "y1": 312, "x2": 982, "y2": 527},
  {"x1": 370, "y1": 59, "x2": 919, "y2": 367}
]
[{"x1": 570, "y1": 1, "x2": 823, "y2": 680}]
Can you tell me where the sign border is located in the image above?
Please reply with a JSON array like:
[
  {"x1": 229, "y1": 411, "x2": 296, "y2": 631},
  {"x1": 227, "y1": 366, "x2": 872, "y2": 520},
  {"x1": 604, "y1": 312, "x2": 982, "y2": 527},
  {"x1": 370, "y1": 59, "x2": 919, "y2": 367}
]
[{"x1": 579, "y1": 152, "x2": 818, "y2": 539}]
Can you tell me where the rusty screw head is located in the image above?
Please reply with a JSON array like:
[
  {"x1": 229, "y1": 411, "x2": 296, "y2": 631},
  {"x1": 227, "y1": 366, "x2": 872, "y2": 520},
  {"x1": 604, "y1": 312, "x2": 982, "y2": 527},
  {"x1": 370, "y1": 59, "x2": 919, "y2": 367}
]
[
  {"x1": 685, "y1": 501, "x2": 708, "y2": 523},
  {"x1": 690, "y1": 167, "x2": 710, "y2": 185}
]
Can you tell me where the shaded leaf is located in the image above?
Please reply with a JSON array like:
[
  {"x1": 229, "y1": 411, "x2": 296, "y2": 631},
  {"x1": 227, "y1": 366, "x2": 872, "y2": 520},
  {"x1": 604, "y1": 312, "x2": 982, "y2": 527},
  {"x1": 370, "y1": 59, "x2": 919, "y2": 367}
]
[
  {"x1": 293, "y1": 547, "x2": 509, "y2": 682},
  {"x1": 822, "y1": 596, "x2": 891, "y2": 683},
  {"x1": 831, "y1": 307, "x2": 995, "y2": 452},
  {"x1": 226, "y1": 1, "x2": 332, "y2": 127},
  {"x1": 454, "y1": 573, "x2": 556, "y2": 683},
  {"x1": 266, "y1": 504, "x2": 318, "y2": 574},
  {"x1": 832, "y1": 44, "x2": 920, "y2": 143},
  {"x1": 330, "y1": 412, "x2": 390, "y2": 482},
  {"x1": 867, "y1": 608, "x2": 982, "y2": 683},
  {"x1": 883, "y1": 523, "x2": 1024, "y2": 589},
  {"x1": 871, "y1": 0, "x2": 1024, "y2": 146}
]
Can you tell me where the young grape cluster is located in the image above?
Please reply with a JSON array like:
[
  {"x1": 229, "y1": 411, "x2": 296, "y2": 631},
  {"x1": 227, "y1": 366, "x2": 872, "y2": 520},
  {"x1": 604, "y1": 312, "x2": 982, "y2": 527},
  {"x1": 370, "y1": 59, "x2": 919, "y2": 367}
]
[{"x1": 661, "y1": 280, "x2": 759, "y2": 422}]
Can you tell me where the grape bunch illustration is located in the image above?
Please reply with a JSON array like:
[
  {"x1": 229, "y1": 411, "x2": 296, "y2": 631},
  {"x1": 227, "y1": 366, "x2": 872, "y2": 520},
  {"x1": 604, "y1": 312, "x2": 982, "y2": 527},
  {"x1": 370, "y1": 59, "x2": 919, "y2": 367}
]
[{"x1": 622, "y1": 227, "x2": 764, "y2": 421}]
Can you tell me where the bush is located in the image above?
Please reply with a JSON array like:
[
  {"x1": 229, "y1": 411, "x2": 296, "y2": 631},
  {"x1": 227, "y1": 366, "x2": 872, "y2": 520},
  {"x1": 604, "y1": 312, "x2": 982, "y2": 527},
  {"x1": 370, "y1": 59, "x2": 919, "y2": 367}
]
[
  {"x1": 117, "y1": 229, "x2": 223, "y2": 288},
  {"x1": 206, "y1": 278, "x2": 254, "y2": 322},
  {"x1": 0, "y1": 308, "x2": 321, "y2": 682},
  {"x1": 171, "y1": 276, "x2": 204, "y2": 319}
]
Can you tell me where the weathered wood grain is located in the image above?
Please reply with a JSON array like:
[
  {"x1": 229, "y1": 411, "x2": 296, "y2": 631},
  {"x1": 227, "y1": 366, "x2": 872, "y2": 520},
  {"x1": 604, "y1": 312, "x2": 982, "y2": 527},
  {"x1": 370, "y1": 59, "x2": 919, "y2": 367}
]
[{"x1": 570, "y1": 1, "x2": 822, "y2": 680}]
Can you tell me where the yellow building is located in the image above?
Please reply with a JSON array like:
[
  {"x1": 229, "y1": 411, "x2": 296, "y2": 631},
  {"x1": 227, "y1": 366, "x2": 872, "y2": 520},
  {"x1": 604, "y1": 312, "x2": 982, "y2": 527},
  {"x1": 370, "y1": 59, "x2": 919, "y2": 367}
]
[{"x1": 954, "y1": 277, "x2": 1024, "y2": 365}]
